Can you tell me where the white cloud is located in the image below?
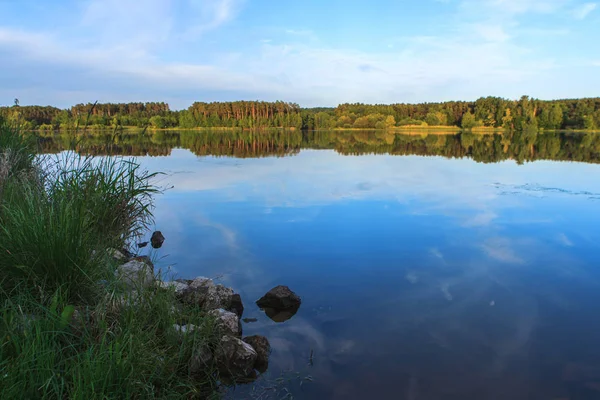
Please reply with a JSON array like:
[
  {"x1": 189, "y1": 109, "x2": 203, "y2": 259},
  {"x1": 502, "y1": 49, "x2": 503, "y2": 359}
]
[
  {"x1": 471, "y1": 0, "x2": 569, "y2": 15},
  {"x1": 557, "y1": 233, "x2": 573, "y2": 247},
  {"x1": 0, "y1": 0, "x2": 597, "y2": 107},
  {"x1": 481, "y1": 237, "x2": 525, "y2": 264},
  {"x1": 572, "y1": 2, "x2": 597, "y2": 19},
  {"x1": 186, "y1": 0, "x2": 244, "y2": 36}
]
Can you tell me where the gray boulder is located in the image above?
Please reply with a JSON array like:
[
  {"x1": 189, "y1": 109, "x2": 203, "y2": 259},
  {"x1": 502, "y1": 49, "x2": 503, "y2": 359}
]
[
  {"x1": 205, "y1": 284, "x2": 235, "y2": 311},
  {"x1": 180, "y1": 277, "x2": 243, "y2": 315},
  {"x1": 151, "y1": 231, "x2": 165, "y2": 249},
  {"x1": 208, "y1": 308, "x2": 241, "y2": 337},
  {"x1": 230, "y1": 293, "x2": 244, "y2": 318},
  {"x1": 256, "y1": 285, "x2": 301, "y2": 310},
  {"x1": 243, "y1": 335, "x2": 271, "y2": 373},
  {"x1": 116, "y1": 259, "x2": 154, "y2": 289},
  {"x1": 215, "y1": 336, "x2": 257, "y2": 379},
  {"x1": 107, "y1": 248, "x2": 127, "y2": 262},
  {"x1": 189, "y1": 344, "x2": 213, "y2": 375},
  {"x1": 173, "y1": 324, "x2": 198, "y2": 334},
  {"x1": 159, "y1": 280, "x2": 189, "y2": 296}
]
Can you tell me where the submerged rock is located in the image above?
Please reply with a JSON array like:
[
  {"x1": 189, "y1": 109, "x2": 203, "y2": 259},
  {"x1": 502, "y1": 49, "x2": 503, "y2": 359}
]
[
  {"x1": 208, "y1": 308, "x2": 241, "y2": 337},
  {"x1": 215, "y1": 336, "x2": 257, "y2": 379},
  {"x1": 116, "y1": 259, "x2": 154, "y2": 289},
  {"x1": 242, "y1": 318, "x2": 258, "y2": 323},
  {"x1": 262, "y1": 305, "x2": 300, "y2": 323},
  {"x1": 137, "y1": 241, "x2": 149, "y2": 248},
  {"x1": 243, "y1": 335, "x2": 271, "y2": 373},
  {"x1": 256, "y1": 285, "x2": 301, "y2": 310},
  {"x1": 151, "y1": 231, "x2": 165, "y2": 249}
]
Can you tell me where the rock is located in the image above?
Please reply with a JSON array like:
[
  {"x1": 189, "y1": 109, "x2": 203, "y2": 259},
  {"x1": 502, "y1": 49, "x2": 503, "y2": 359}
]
[
  {"x1": 173, "y1": 324, "x2": 198, "y2": 334},
  {"x1": 208, "y1": 309, "x2": 241, "y2": 337},
  {"x1": 151, "y1": 231, "x2": 165, "y2": 249},
  {"x1": 230, "y1": 293, "x2": 244, "y2": 318},
  {"x1": 215, "y1": 336, "x2": 257, "y2": 379},
  {"x1": 137, "y1": 241, "x2": 148, "y2": 248},
  {"x1": 242, "y1": 318, "x2": 258, "y2": 323},
  {"x1": 121, "y1": 248, "x2": 135, "y2": 259},
  {"x1": 205, "y1": 284, "x2": 235, "y2": 311},
  {"x1": 180, "y1": 277, "x2": 215, "y2": 305},
  {"x1": 159, "y1": 280, "x2": 189, "y2": 296},
  {"x1": 256, "y1": 285, "x2": 301, "y2": 310},
  {"x1": 107, "y1": 248, "x2": 127, "y2": 262},
  {"x1": 189, "y1": 344, "x2": 213, "y2": 375},
  {"x1": 180, "y1": 277, "x2": 242, "y2": 315},
  {"x1": 243, "y1": 335, "x2": 271, "y2": 373},
  {"x1": 132, "y1": 255, "x2": 153, "y2": 265},
  {"x1": 116, "y1": 259, "x2": 154, "y2": 289},
  {"x1": 263, "y1": 305, "x2": 300, "y2": 323}
]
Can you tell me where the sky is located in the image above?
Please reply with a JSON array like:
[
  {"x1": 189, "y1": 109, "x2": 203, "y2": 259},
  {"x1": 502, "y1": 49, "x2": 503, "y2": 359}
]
[{"x1": 0, "y1": 0, "x2": 599, "y2": 109}]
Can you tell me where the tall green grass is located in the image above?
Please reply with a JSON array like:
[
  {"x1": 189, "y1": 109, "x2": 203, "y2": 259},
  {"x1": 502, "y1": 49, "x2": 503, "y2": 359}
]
[
  {"x1": 0, "y1": 287, "x2": 220, "y2": 399},
  {"x1": 0, "y1": 123, "x2": 221, "y2": 398}
]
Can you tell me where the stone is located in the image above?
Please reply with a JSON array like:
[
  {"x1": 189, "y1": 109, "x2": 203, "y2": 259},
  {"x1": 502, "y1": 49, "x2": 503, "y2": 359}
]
[
  {"x1": 107, "y1": 248, "x2": 127, "y2": 262},
  {"x1": 116, "y1": 259, "x2": 154, "y2": 289},
  {"x1": 173, "y1": 324, "x2": 198, "y2": 334},
  {"x1": 242, "y1": 318, "x2": 258, "y2": 323},
  {"x1": 159, "y1": 280, "x2": 189, "y2": 296},
  {"x1": 137, "y1": 241, "x2": 148, "y2": 248},
  {"x1": 189, "y1": 344, "x2": 213, "y2": 375},
  {"x1": 256, "y1": 285, "x2": 301, "y2": 310},
  {"x1": 151, "y1": 231, "x2": 165, "y2": 249},
  {"x1": 180, "y1": 277, "x2": 215, "y2": 305},
  {"x1": 229, "y1": 293, "x2": 244, "y2": 318},
  {"x1": 263, "y1": 305, "x2": 300, "y2": 323},
  {"x1": 215, "y1": 336, "x2": 257, "y2": 379},
  {"x1": 243, "y1": 335, "x2": 271, "y2": 373},
  {"x1": 121, "y1": 248, "x2": 135, "y2": 259},
  {"x1": 204, "y1": 284, "x2": 235, "y2": 311},
  {"x1": 208, "y1": 308, "x2": 241, "y2": 337},
  {"x1": 178, "y1": 277, "x2": 244, "y2": 317},
  {"x1": 132, "y1": 255, "x2": 153, "y2": 265}
]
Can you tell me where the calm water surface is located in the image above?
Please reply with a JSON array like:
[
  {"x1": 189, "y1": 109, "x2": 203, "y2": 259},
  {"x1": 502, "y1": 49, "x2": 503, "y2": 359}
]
[{"x1": 47, "y1": 131, "x2": 600, "y2": 399}]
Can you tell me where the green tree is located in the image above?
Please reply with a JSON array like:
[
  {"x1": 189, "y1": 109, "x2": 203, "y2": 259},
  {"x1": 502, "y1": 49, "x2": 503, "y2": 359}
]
[
  {"x1": 461, "y1": 111, "x2": 477, "y2": 129},
  {"x1": 384, "y1": 115, "x2": 396, "y2": 129},
  {"x1": 583, "y1": 115, "x2": 597, "y2": 130}
]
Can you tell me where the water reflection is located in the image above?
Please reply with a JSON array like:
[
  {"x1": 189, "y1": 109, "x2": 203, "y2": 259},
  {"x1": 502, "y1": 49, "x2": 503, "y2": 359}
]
[
  {"x1": 36, "y1": 129, "x2": 600, "y2": 164},
  {"x1": 40, "y1": 131, "x2": 600, "y2": 399}
]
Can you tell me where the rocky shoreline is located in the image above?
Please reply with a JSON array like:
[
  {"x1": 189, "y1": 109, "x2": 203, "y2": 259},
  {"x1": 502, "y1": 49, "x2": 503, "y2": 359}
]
[{"x1": 113, "y1": 246, "x2": 301, "y2": 383}]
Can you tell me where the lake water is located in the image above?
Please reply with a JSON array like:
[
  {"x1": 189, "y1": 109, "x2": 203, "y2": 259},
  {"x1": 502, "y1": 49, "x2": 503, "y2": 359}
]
[{"x1": 40, "y1": 130, "x2": 600, "y2": 399}]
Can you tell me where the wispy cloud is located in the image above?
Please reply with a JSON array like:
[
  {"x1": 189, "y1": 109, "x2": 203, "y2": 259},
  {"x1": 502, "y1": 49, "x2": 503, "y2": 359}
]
[
  {"x1": 572, "y1": 2, "x2": 597, "y2": 19},
  {"x1": 0, "y1": 0, "x2": 598, "y2": 107},
  {"x1": 186, "y1": 0, "x2": 244, "y2": 36},
  {"x1": 557, "y1": 233, "x2": 574, "y2": 247},
  {"x1": 481, "y1": 237, "x2": 525, "y2": 264}
]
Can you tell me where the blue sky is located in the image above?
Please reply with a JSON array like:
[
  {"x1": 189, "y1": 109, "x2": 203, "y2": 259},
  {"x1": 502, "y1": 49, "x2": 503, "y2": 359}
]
[{"x1": 0, "y1": 0, "x2": 599, "y2": 109}]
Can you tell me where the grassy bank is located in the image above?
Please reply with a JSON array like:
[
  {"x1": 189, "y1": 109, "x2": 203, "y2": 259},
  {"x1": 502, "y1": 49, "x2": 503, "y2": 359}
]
[{"x1": 0, "y1": 122, "x2": 221, "y2": 399}]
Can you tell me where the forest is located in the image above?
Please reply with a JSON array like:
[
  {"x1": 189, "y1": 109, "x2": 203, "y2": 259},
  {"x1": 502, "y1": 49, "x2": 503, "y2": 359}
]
[
  {"x1": 1, "y1": 96, "x2": 600, "y2": 132},
  {"x1": 36, "y1": 129, "x2": 600, "y2": 165}
]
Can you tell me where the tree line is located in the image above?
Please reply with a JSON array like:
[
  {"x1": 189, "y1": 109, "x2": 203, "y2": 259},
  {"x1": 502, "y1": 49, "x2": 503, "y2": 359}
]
[
  {"x1": 36, "y1": 129, "x2": 600, "y2": 165},
  {"x1": 2, "y1": 96, "x2": 600, "y2": 131}
]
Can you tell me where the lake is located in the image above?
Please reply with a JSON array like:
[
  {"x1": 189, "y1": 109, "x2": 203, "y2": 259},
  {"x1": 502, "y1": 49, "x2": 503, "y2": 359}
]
[{"x1": 40, "y1": 130, "x2": 600, "y2": 399}]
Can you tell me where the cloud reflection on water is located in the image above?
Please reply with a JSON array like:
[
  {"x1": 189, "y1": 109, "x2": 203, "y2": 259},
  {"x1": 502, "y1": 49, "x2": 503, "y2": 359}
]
[{"x1": 135, "y1": 149, "x2": 600, "y2": 399}]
